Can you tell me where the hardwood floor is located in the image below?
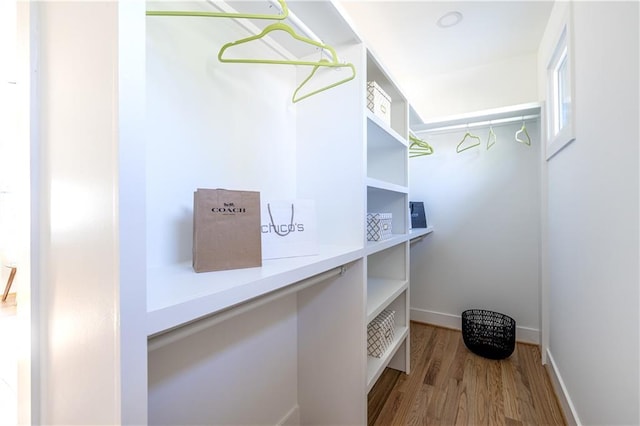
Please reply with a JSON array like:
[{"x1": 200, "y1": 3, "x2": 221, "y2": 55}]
[{"x1": 368, "y1": 322, "x2": 566, "y2": 426}]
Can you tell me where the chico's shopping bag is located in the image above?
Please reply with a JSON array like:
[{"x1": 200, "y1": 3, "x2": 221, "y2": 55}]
[
  {"x1": 193, "y1": 188, "x2": 262, "y2": 272},
  {"x1": 260, "y1": 199, "x2": 318, "y2": 259}
]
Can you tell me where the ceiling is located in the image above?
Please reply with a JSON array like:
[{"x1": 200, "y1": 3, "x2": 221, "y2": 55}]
[{"x1": 337, "y1": 1, "x2": 553, "y2": 116}]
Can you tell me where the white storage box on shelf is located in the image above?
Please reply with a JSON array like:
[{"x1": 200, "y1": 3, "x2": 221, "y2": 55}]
[
  {"x1": 367, "y1": 212, "x2": 393, "y2": 241},
  {"x1": 367, "y1": 309, "x2": 395, "y2": 358},
  {"x1": 367, "y1": 81, "x2": 391, "y2": 127}
]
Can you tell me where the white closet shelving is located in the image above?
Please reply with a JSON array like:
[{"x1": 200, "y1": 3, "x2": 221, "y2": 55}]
[
  {"x1": 140, "y1": 0, "x2": 422, "y2": 423},
  {"x1": 145, "y1": 1, "x2": 368, "y2": 424},
  {"x1": 412, "y1": 101, "x2": 542, "y2": 133},
  {"x1": 39, "y1": 0, "x2": 434, "y2": 423},
  {"x1": 364, "y1": 50, "x2": 411, "y2": 392}
]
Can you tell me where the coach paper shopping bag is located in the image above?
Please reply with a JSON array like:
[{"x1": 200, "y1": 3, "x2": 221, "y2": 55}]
[{"x1": 193, "y1": 188, "x2": 262, "y2": 272}]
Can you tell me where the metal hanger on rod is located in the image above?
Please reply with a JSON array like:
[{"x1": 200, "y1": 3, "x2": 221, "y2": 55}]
[
  {"x1": 486, "y1": 122, "x2": 497, "y2": 150},
  {"x1": 515, "y1": 116, "x2": 531, "y2": 146},
  {"x1": 456, "y1": 125, "x2": 481, "y2": 153}
]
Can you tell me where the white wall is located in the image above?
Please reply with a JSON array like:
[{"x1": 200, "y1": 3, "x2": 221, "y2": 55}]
[
  {"x1": 148, "y1": 295, "x2": 299, "y2": 425},
  {"x1": 36, "y1": 2, "x2": 120, "y2": 423},
  {"x1": 539, "y1": 2, "x2": 639, "y2": 425},
  {"x1": 34, "y1": 2, "x2": 147, "y2": 424},
  {"x1": 16, "y1": 3, "x2": 34, "y2": 423},
  {"x1": 0, "y1": 0, "x2": 29, "y2": 324},
  {"x1": 409, "y1": 120, "x2": 541, "y2": 342},
  {"x1": 408, "y1": 53, "x2": 538, "y2": 119},
  {"x1": 145, "y1": 3, "x2": 298, "y2": 268},
  {"x1": 145, "y1": 13, "x2": 300, "y2": 423}
]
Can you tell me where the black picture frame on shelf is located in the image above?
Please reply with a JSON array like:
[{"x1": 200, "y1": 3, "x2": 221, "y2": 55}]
[{"x1": 409, "y1": 201, "x2": 427, "y2": 228}]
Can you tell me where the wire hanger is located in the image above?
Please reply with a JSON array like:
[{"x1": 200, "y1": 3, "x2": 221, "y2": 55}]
[
  {"x1": 146, "y1": 0, "x2": 289, "y2": 20},
  {"x1": 515, "y1": 117, "x2": 531, "y2": 146},
  {"x1": 292, "y1": 59, "x2": 356, "y2": 103},
  {"x1": 218, "y1": 22, "x2": 341, "y2": 66},
  {"x1": 486, "y1": 123, "x2": 497, "y2": 150},
  {"x1": 456, "y1": 126, "x2": 481, "y2": 153},
  {"x1": 409, "y1": 134, "x2": 434, "y2": 157}
]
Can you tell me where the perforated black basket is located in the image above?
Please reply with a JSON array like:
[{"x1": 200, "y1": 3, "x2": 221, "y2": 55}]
[{"x1": 462, "y1": 309, "x2": 516, "y2": 360}]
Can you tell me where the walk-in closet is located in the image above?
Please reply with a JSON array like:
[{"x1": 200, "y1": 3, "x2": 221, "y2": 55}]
[{"x1": 4, "y1": 0, "x2": 639, "y2": 425}]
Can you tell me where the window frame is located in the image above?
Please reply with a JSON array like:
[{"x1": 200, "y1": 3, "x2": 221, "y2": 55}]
[{"x1": 546, "y1": 7, "x2": 576, "y2": 160}]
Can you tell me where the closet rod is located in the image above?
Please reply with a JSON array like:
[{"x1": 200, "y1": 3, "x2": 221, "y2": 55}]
[
  {"x1": 148, "y1": 264, "x2": 349, "y2": 352},
  {"x1": 414, "y1": 113, "x2": 540, "y2": 135},
  {"x1": 268, "y1": 0, "x2": 316, "y2": 44}
]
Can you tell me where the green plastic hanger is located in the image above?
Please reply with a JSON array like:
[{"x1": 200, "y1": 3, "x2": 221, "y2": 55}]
[
  {"x1": 515, "y1": 119, "x2": 531, "y2": 146},
  {"x1": 146, "y1": 0, "x2": 289, "y2": 20},
  {"x1": 486, "y1": 124, "x2": 497, "y2": 150},
  {"x1": 292, "y1": 59, "x2": 356, "y2": 103},
  {"x1": 456, "y1": 128, "x2": 481, "y2": 153},
  {"x1": 409, "y1": 134, "x2": 434, "y2": 158},
  {"x1": 218, "y1": 22, "x2": 340, "y2": 66}
]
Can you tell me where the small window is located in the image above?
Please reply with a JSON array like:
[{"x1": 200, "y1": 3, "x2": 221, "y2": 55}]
[{"x1": 546, "y1": 9, "x2": 575, "y2": 160}]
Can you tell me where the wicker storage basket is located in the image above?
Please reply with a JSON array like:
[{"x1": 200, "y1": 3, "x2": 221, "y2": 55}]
[{"x1": 462, "y1": 309, "x2": 516, "y2": 360}]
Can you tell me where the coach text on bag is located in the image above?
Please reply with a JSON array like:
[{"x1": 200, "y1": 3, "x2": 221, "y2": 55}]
[{"x1": 193, "y1": 188, "x2": 262, "y2": 272}]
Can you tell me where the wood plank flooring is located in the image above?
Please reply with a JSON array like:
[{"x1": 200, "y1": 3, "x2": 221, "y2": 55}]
[{"x1": 368, "y1": 322, "x2": 566, "y2": 426}]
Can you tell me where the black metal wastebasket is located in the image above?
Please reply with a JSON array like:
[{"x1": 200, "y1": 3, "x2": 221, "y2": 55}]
[{"x1": 461, "y1": 309, "x2": 516, "y2": 360}]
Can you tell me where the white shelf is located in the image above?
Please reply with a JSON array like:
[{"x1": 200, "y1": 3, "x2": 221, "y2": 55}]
[
  {"x1": 366, "y1": 325, "x2": 409, "y2": 393},
  {"x1": 366, "y1": 178, "x2": 408, "y2": 194},
  {"x1": 367, "y1": 278, "x2": 408, "y2": 322},
  {"x1": 366, "y1": 234, "x2": 407, "y2": 256},
  {"x1": 365, "y1": 51, "x2": 409, "y2": 138},
  {"x1": 364, "y1": 45, "x2": 410, "y2": 395},
  {"x1": 367, "y1": 115, "x2": 408, "y2": 187},
  {"x1": 366, "y1": 110, "x2": 407, "y2": 147},
  {"x1": 412, "y1": 102, "x2": 542, "y2": 133},
  {"x1": 147, "y1": 244, "x2": 363, "y2": 337},
  {"x1": 409, "y1": 226, "x2": 434, "y2": 243}
]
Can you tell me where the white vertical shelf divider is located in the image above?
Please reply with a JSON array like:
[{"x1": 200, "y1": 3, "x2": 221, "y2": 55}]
[{"x1": 364, "y1": 48, "x2": 411, "y2": 392}]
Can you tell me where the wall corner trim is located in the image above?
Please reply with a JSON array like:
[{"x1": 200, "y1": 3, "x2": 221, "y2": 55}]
[
  {"x1": 277, "y1": 404, "x2": 300, "y2": 426},
  {"x1": 545, "y1": 349, "x2": 582, "y2": 426}
]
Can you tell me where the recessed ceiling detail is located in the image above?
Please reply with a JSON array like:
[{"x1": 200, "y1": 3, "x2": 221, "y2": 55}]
[{"x1": 437, "y1": 11, "x2": 463, "y2": 28}]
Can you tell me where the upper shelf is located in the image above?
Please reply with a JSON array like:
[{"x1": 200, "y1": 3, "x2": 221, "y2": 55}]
[
  {"x1": 367, "y1": 111, "x2": 407, "y2": 147},
  {"x1": 412, "y1": 102, "x2": 542, "y2": 133},
  {"x1": 147, "y1": 244, "x2": 363, "y2": 337},
  {"x1": 366, "y1": 51, "x2": 408, "y2": 139},
  {"x1": 149, "y1": 0, "x2": 362, "y2": 62},
  {"x1": 409, "y1": 226, "x2": 434, "y2": 245}
]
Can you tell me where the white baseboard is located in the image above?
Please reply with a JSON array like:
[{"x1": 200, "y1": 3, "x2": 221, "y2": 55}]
[
  {"x1": 515, "y1": 325, "x2": 540, "y2": 345},
  {"x1": 545, "y1": 349, "x2": 581, "y2": 426},
  {"x1": 277, "y1": 405, "x2": 300, "y2": 426},
  {"x1": 410, "y1": 308, "x2": 540, "y2": 344},
  {"x1": 410, "y1": 307, "x2": 460, "y2": 330}
]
